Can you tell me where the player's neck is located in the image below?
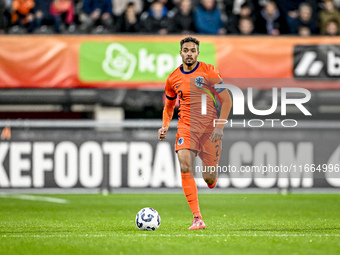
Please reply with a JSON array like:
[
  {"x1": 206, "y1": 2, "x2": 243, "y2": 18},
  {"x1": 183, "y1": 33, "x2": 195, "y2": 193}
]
[{"x1": 182, "y1": 61, "x2": 198, "y2": 72}]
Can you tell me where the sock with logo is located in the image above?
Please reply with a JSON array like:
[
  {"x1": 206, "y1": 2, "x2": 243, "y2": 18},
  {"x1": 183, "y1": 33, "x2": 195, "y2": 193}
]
[{"x1": 181, "y1": 172, "x2": 202, "y2": 219}]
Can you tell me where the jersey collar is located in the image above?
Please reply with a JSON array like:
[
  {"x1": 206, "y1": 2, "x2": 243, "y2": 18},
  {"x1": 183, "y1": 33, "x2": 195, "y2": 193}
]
[{"x1": 180, "y1": 61, "x2": 200, "y2": 74}]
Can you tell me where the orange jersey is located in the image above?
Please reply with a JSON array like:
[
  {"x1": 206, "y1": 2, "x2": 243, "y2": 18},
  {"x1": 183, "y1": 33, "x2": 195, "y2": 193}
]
[
  {"x1": 165, "y1": 61, "x2": 223, "y2": 133},
  {"x1": 12, "y1": 0, "x2": 35, "y2": 15},
  {"x1": 11, "y1": 0, "x2": 35, "y2": 23}
]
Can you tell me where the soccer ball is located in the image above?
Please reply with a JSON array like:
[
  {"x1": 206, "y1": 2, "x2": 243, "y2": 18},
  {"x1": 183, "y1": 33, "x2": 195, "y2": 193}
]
[{"x1": 135, "y1": 207, "x2": 161, "y2": 231}]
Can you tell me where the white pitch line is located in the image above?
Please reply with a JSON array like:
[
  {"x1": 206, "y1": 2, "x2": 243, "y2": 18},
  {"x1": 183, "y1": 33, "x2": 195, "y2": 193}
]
[
  {"x1": 1, "y1": 233, "x2": 339, "y2": 238},
  {"x1": 0, "y1": 193, "x2": 68, "y2": 204}
]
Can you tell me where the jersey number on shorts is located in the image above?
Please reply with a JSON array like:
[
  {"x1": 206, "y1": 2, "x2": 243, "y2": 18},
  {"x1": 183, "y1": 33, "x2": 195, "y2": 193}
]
[{"x1": 215, "y1": 144, "x2": 220, "y2": 158}]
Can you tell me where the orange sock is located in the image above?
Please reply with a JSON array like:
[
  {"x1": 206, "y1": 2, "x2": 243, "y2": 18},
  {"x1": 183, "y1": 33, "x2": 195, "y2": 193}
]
[{"x1": 181, "y1": 173, "x2": 202, "y2": 219}]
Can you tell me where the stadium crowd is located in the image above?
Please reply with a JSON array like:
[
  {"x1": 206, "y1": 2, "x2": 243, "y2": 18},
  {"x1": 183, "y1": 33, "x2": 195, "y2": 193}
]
[{"x1": 0, "y1": 0, "x2": 339, "y2": 36}]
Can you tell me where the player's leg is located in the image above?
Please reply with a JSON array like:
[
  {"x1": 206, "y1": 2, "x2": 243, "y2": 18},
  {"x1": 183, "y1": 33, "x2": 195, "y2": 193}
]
[
  {"x1": 202, "y1": 163, "x2": 218, "y2": 189},
  {"x1": 176, "y1": 129, "x2": 206, "y2": 229},
  {"x1": 177, "y1": 149, "x2": 206, "y2": 230},
  {"x1": 177, "y1": 149, "x2": 201, "y2": 219},
  {"x1": 199, "y1": 133, "x2": 221, "y2": 189}
]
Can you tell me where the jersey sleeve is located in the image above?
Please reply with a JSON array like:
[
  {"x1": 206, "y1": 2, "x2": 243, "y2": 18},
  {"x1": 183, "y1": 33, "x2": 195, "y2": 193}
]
[
  {"x1": 208, "y1": 65, "x2": 225, "y2": 94},
  {"x1": 165, "y1": 77, "x2": 177, "y2": 100},
  {"x1": 162, "y1": 76, "x2": 176, "y2": 128}
]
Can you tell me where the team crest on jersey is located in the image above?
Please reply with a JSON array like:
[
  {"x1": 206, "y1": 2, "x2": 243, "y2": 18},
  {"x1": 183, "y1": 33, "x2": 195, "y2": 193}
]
[
  {"x1": 195, "y1": 76, "x2": 205, "y2": 88},
  {"x1": 178, "y1": 137, "x2": 184, "y2": 145}
]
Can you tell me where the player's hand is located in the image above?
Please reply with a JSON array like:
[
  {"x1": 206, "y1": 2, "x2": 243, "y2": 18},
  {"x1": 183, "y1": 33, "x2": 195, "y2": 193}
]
[
  {"x1": 158, "y1": 127, "x2": 168, "y2": 141},
  {"x1": 210, "y1": 127, "x2": 223, "y2": 143}
]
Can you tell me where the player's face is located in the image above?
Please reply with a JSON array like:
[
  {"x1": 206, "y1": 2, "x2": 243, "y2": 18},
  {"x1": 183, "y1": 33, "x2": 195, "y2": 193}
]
[{"x1": 180, "y1": 42, "x2": 199, "y2": 67}]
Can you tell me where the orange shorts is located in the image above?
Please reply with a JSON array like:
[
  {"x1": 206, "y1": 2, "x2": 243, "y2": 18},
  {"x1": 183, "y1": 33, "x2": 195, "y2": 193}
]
[{"x1": 175, "y1": 128, "x2": 221, "y2": 166}]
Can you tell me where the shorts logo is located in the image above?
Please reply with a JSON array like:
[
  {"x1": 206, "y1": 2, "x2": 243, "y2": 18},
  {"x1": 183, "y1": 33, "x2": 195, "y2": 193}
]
[
  {"x1": 195, "y1": 76, "x2": 205, "y2": 88},
  {"x1": 178, "y1": 137, "x2": 184, "y2": 145}
]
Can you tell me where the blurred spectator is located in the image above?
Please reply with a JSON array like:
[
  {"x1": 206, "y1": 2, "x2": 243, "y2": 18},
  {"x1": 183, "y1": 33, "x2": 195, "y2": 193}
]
[
  {"x1": 224, "y1": 0, "x2": 260, "y2": 17},
  {"x1": 116, "y1": 2, "x2": 140, "y2": 33},
  {"x1": 2, "y1": 0, "x2": 11, "y2": 32},
  {"x1": 276, "y1": 0, "x2": 317, "y2": 34},
  {"x1": 334, "y1": 0, "x2": 340, "y2": 8},
  {"x1": 298, "y1": 25, "x2": 311, "y2": 36},
  {"x1": 324, "y1": 18, "x2": 339, "y2": 35},
  {"x1": 80, "y1": 0, "x2": 113, "y2": 33},
  {"x1": 287, "y1": 2, "x2": 317, "y2": 34},
  {"x1": 2, "y1": 0, "x2": 338, "y2": 35},
  {"x1": 223, "y1": 0, "x2": 234, "y2": 18},
  {"x1": 34, "y1": 0, "x2": 53, "y2": 33},
  {"x1": 112, "y1": 0, "x2": 143, "y2": 17},
  {"x1": 238, "y1": 17, "x2": 255, "y2": 35},
  {"x1": 319, "y1": 0, "x2": 340, "y2": 35},
  {"x1": 253, "y1": 0, "x2": 268, "y2": 11},
  {"x1": 168, "y1": 0, "x2": 196, "y2": 34},
  {"x1": 0, "y1": 0, "x2": 6, "y2": 33},
  {"x1": 276, "y1": 0, "x2": 314, "y2": 18},
  {"x1": 11, "y1": 0, "x2": 35, "y2": 33},
  {"x1": 140, "y1": 1, "x2": 169, "y2": 34},
  {"x1": 227, "y1": 2, "x2": 256, "y2": 34},
  {"x1": 50, "y1": 0, "x2": 75, "y2": 33},
  {"x1": 256, "y1": 1, "x2": 285, "y2": 35},
  {"x1": 143, "y1": 0, "x2": 177, "y2": 13},
  {"x1": 158, "y1": 0, "x2": 178, "y2": 10},
  {"x1": 194, "y1": 0, "x2": 226, "y2": 34},
  {"x1": 227, "y1": 0, "x2": 248, "y2": 15},
  {"x1": 190, "y1": 0, "x2": 201, "y2": 9}
]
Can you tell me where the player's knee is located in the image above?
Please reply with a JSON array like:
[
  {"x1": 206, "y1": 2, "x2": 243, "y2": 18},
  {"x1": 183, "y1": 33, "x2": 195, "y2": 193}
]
[{"x1": 180, "y1": 162, "x2": 192, "y2": 173}]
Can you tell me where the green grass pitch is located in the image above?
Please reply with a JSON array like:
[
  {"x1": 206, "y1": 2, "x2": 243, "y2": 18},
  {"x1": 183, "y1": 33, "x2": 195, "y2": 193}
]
[{"x1": 0, "y1": 193, "x2": 339, "y2": 255}]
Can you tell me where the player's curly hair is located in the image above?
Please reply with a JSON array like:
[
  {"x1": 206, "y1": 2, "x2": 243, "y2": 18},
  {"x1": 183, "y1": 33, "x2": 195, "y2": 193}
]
[{"x1": 180, "y1": 37, "x2": 200, "y2": 50}]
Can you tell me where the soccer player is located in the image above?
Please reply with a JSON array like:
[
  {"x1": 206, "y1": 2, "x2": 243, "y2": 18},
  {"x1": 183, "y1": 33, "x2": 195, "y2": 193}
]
[{"x1": 158, "y1": 37, "x2": 232, "y2": 230}]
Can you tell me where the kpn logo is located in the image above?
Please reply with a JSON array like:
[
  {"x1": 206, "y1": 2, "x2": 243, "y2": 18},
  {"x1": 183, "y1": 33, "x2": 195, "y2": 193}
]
[
  {"x1": 294, "y1": 45, "x2": 340, "y2": 80},
  {"x1": 79, "y1": 42, "x2": 216, "y2": 82}
]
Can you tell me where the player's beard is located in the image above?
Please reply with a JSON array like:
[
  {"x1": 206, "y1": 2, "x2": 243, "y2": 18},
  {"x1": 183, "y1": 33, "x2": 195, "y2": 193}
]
[{"x1": 184, "y1": 58, "x2": 196, "y2": 66}]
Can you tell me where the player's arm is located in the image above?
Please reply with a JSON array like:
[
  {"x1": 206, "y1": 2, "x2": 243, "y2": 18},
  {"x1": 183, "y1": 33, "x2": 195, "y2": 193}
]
[
  {"x1": 216, "y1": 89, "x2": 232, "y2": 128},
  {"x1": 158, "y1": 77, "x2": 177, "y2": 141},
  {"x1": 158, "y1": 97, "x2": 176, "y2": 141},
  {"x1": 208, "y1": 65, "x2": 232, "y2": 128},
  {"x1": 210, "y1": 89, "x2": 232, "y2": 142},
  {"x1": 207, "y1": 65, "x2": 232, "y2": 142}
]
